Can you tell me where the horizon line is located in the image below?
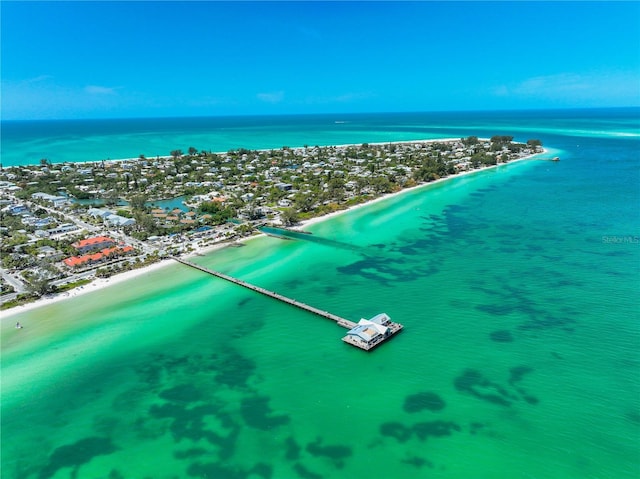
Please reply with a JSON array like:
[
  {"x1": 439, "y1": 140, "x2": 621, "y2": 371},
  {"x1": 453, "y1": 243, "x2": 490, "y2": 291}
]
[{"x1": 3, "y1": 106, "x2": 639, "y2": 123}]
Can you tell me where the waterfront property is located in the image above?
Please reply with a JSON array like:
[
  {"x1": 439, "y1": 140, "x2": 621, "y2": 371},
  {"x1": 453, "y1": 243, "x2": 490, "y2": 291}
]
[
  {"x1": 342, "y1": 313, "x2": 404, "y2": 351},
  {"x1": 63, "y1": 245, "x2": 134, "y2": 269},
  {"x1": 72, "y1": 236, "x2": 117, "y2": 253},
  {"x1": 30, "y1": 192, "x2": 71, "y2": 208},
  {"x1": 0, "y1": 136, "x2": 544, "y2": 310},
  {"x1": 88, "y1": 208, "x2": 137, "y2": 228},
  {"x1": 171, "y1": 257, "x2": 403, "y2": 350}
]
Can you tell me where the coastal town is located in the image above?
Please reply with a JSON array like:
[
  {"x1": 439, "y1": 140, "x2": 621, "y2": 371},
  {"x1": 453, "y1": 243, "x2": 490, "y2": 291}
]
[{"x1": 0, "y1": 136, "x2": 543, "y2": 309}]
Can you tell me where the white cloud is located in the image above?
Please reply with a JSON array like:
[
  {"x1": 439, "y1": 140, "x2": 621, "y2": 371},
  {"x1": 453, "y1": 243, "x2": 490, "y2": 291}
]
[
  {"x1": 492, "y1": 71, "x2": 640, "y2": 105},
  {"x1": 1, "y1": 78, "x2": 129, "y2": 119},
  {"x1": 23, "y1": 75, "x2": 54, "y2": 84},
  {"x1": 257, "y1": 91, "x2": 284, "y2": 103},
  {"x1": 84, "y1": 85, "x2": 118, "y2": 95},
  {"x1": 501, "y1": 73, "x2": 590, "y2": 97}
]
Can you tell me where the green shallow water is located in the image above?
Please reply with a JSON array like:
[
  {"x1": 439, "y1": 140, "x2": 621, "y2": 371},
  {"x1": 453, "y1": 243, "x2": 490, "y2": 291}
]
[{"x1": 2, "y1": 113, "x2": 640, "y2": 478}]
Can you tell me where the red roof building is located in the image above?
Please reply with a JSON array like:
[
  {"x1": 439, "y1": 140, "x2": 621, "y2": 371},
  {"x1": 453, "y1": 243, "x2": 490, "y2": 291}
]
[
  {"x1": 63, "y1": 244, "x2": 135, "y2": 269},
  {"x1": 72, "y1": 236, "x2": 116, "y2": 253}
]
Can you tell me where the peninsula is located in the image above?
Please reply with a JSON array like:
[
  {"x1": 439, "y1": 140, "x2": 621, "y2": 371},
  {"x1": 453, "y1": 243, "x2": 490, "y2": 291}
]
[{"x1": 0, "y1": 136, "x2": 544, "y2": 310}]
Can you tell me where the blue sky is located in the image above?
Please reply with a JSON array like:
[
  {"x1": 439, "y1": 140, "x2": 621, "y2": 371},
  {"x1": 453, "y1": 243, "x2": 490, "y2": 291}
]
[{"x1": 2, "y1": 1, "x2": 639, "y2": 119}]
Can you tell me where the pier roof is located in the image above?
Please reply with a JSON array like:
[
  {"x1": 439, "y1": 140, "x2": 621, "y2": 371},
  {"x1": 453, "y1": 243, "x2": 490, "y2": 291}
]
[{"x1": 346, "y1": 319, "x2": 389, "y2": 343}]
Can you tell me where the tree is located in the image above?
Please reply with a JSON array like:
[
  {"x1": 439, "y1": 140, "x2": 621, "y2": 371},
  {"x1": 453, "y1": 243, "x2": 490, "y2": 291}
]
[
  {"x1": 370, "y1": 176, "x2": 392, "y2": 194},
  {"x1": 199, "y1": 201, "x2": 235, "y2": 224},
  {"x1": 280, "y1": 208, "x2": 299, "y2": 226},
  {"x1": 170, "y1": 149, "x2": 183, "y2": 159},
  {"x1": 129, "y1": 194, "x2": 148, "y2": 211},
  {"x1": 188, "y1": 146, "x2": 198, "y2": 156},
  {"x1": 235, "y1": 223, "x2": 255, "y2": 236},
  {"x1": 244, "y1": 202, "x2": 263, "y2": 221},
  {"x1": 326, "y1": 177, "x2": 345, "y2": 201},
  {"x1": 27, "y1": 276, "x2": 53, "y2": 297},
  {"x1": 471, "y1": 152, "x2": 496, "y2": 166},
  {"x1": 462, "y1": 136, "x2": 479, "y2": 146},
  {"x1": 527, "y1": 139, "x2": 543, "y2": 147},
  {"x1": 294, "y1": 193, "x2": 315, "y2": 212},
  {"x1": 103, "y1": 190, "x2": 120, "y2": 207},
  {"x1": 490, "y1": 135, "x2": 514, "y2": 145}
]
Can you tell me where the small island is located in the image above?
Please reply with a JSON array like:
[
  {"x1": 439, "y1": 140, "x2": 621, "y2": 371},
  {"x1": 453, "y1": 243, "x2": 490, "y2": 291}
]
[{"x1": 0, "y1": 136, "x2": 544, "y2": 309}]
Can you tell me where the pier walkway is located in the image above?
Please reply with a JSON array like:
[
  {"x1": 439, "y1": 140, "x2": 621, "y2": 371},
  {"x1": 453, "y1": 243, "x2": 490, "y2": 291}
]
[{"x1": 171, "y1": 256, "x2": 357, "y2": 329}]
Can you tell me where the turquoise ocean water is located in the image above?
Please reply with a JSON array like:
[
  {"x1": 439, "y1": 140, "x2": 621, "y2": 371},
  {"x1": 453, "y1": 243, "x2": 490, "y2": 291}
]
[{"x1": 1, "y1": 109, "x2": 639, "y2": 478}]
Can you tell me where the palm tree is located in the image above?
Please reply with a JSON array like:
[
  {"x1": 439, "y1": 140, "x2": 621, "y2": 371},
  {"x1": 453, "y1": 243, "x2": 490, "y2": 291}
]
[{"x1": 170, "y1": 150, "x2": 183, "y2": 174}]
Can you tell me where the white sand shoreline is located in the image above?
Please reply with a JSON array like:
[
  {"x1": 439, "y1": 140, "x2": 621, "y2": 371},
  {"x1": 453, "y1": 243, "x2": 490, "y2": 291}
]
[
  {"x1": 297, "y1": 148, "x2": 548, "y2": 229},
  {"x1": 1, "y1": 142, "x2": 548, "y2": 320},
  {"x1": 1, "y1": 260, "x2": 174, "y2": 320},
  {"x1": 46, "y1": 137, "x2": 468, "y2": 167}
]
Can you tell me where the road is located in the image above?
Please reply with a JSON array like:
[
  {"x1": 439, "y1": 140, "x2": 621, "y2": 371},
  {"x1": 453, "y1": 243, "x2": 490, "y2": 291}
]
[
  {"x1": 0, "y1": 197, "x2": 161, "y2": 307},
  {"x1": 29, "y1": 201, "x2": 156, "y2": 254},
  {"x1": 29, "y1": 201, "x2": 99, "y2": 234},
  {"x1": 0, "y1": 267, "x2": 28, "y2": 293}
]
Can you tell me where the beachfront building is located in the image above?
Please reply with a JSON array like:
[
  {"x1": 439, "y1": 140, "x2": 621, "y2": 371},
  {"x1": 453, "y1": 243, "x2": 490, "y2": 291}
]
[
  {"x1": 63, "y1": 245, "x2": 134, "y2": 269},
  {"x1": 344, "y1": 313, "x2": 393, "y2": 348},
  {"x1": 72, "y1": 236, "x2": 117, "y2": 253}
]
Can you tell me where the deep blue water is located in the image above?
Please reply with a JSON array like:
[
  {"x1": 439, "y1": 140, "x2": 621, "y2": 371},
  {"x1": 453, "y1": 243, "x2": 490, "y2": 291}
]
[{"x1": 2, "y1": 108, "x2": 638, "y2": 166}]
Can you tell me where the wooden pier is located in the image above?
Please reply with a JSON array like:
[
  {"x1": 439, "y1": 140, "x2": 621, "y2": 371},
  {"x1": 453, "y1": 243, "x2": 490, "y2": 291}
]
[
  {"x1": 171, "y1": 256, "x2": 402, "y2": 350},
  {"x1": 171, "y1": 257, "x2": 357, "y2": 329}
]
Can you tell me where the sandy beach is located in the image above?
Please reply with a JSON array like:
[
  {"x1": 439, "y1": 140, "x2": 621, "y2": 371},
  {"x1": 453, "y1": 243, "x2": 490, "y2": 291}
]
[
  {"x1": 1, "y1": 259, "x2": 174, "y2": 320},
  {"x1": 1, "y1": 144, "x2": 547, "y2": 320},
  {"x1": 298, "y1": 147, "x2": 548, "y2": 229}
]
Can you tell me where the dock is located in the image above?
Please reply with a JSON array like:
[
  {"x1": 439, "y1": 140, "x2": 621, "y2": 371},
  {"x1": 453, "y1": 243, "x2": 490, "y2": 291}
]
[
  {"x1": 171, "y1": 256, "x2": 402, "y2": 350},
  {"x1": 263, "y1": 232, "x2": 294, "y2": 241},
  {"x1": 267, "y1": 226, "x2": 313, "y2": 234}
]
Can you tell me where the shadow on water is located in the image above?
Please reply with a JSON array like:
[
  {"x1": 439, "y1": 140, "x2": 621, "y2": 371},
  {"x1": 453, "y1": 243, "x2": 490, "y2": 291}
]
[
  {"x1": 38, "y1": 437, "x2": 118, "y2": 479},
  {"x1": 260, "y1": 227, "x2": 371, "y2": 254},
  {"x1": 262, "y1": 226, "x2": 434, "y2": 287}
]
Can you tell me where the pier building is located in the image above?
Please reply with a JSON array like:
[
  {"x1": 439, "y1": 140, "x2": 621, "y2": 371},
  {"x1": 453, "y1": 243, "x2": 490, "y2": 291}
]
[{"x1": 171, "y1": 257, "x2": 403, "y2": 350}]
